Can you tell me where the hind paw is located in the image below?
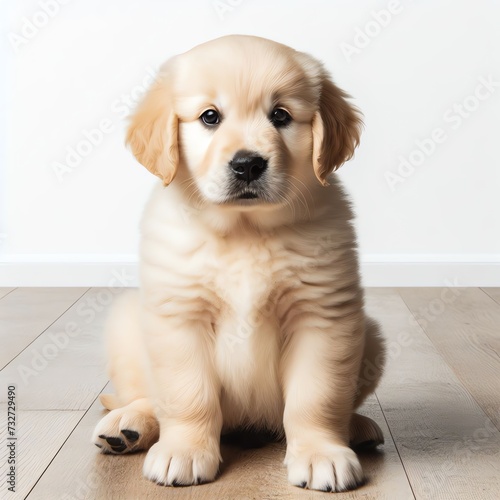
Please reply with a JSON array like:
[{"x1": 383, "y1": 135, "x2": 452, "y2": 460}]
[{"x1": 92, "y1": 399, "x2": 159, "y2": 454}]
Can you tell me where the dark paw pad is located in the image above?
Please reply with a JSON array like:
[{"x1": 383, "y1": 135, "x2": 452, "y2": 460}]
[
  {"x1": 321, "y1": 483, "x2": 333, "y2": 492},
  {"x1": 105, "y1": 436, "x2": 125, "y2": 447},
  {"x1": 121, "y1": 429, "x2": 140, "y2": 442},
  {"x1": 298, "y1": 481, "x2": 307, "y2": 489}
]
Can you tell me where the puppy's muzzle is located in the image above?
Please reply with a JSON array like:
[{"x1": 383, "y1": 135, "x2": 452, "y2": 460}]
[{"x1": 229, "y1": 150, "x2": 268, "y2": 184}]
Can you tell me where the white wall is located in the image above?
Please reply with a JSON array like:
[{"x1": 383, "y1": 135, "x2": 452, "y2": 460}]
[{"x1": 1, "y1": 0, "x2": 499, "y2": 286}]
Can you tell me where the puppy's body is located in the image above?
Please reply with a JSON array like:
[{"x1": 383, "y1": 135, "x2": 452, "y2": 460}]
[
  {"x1": 140, "y1": 175, "x2": 359, "y2": 433},
  {"x1": 93, "y1": 35, "x2": 386, "y2": 492}
]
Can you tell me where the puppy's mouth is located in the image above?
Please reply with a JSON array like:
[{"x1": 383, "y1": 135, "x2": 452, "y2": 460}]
[
  {"x1": 236, "y1": 191, "x2": 259, "y2": 200},
  {"x1": 224, "y1": 188, "x2": 267, "y2": 205},
  {"x1": 214, "y1": 175, "x2": 287, "y2": 207}
]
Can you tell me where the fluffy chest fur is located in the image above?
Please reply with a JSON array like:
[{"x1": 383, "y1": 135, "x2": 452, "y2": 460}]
[
  {"x1": 140, "y1": 190, "x2": 289, "y2": 428},
  {"x1": 139, "y1": 183, "x2": 357, "y2": 430},
  {"x1": 209, "y1": 236, "x2": 285, "y2": 430}
]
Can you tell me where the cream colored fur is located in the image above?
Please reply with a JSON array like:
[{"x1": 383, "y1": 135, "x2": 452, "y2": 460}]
[{"x1": 92, "y1": 35, "x2": 386, "y2": 493}]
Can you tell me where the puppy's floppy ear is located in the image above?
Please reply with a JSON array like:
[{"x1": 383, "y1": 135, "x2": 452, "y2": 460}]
[
  {"x1": 126, "y1": 62, "x2": 178, "y2": 186},
  {"x1": 312, "y1": 72, "x2": 363, "y2": 186}
]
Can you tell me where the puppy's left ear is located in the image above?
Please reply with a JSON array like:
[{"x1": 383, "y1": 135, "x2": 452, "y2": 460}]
[
  {"x1": 126, "y1": 63, "x2": 178, "y2": 186},
  {"x1": 312, "y1": 73, "x2": 363, "y2": 186}
]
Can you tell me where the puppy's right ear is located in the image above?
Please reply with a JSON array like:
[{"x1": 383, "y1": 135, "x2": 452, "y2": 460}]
[
  {"x1": 312, "y1": 71, "x2": 363, "y2": 186},
  {"x1": 126, "y1": 63, "x2": 178, "y2": 186}
]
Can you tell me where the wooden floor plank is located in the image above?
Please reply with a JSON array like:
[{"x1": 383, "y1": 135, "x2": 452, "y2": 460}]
[
  {"x1": 0, "y1": 288, "x2": 122, "y2": 411},
  {"x1": 398, "y1": 287, "x2": 500, "y2": 431},
  {"x1": 365, "y1": 288, "x2": 500, "y2": 500},
  {"x1": 0, "y1": 288, "x2": 16, "y2": 300},
  {"x1": 481, "y1": 287, "x2": 500, "y2": 306},
  {"x1": 0, "y1": 409, "x2": 83, "y2": 499},
  {"x1": 27, "y1": 390, "x2": 414, "y2": 500},
  {"x1": 0, "y1": 288, "x2": 88, "y2": 369}
]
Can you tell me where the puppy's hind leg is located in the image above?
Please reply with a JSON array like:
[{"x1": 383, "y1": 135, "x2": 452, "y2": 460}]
[
  {"x1": 93, "y1": 290, "x2": 159, "y2": 453},
  {"x1": 350, "y1": 317, "x2": 386, "y2": 450},
  {"x1": 349, "y1": 413, "x2": 384, "y2": 451}
]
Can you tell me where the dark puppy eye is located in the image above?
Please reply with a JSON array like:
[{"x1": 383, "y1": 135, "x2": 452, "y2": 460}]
[
  {"x1": 200, "y1": 109, "x2": 220, "y2": 127},
  {"x1": 270, "y1": 107, "x2": 292, "y2": 128}
]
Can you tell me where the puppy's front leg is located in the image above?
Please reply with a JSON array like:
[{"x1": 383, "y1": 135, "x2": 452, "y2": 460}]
[
  {"x1": 283, "y1": 312, "x2": 365, "y2": 492},
  {"x1": 142, "y1": 311, "x2": 222, "y2": 486}
]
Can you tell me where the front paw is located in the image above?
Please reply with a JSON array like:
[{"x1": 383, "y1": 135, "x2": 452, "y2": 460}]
[
  {"x1": 285, "y1": 442, "x2": 364, "y2": 492},
  {"x1": 143, "y1": 440, "x2": 221, "y2": 486}
]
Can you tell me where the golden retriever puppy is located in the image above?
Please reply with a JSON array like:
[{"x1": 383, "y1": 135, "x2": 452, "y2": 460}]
[{"x1": 92, "y1": 35, "x2": 386, "y2": 493}]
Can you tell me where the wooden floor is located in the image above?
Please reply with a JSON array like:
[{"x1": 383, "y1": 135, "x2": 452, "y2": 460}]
[{"x1": 1, "y1": 287, "x2": 499, "y2": 500}]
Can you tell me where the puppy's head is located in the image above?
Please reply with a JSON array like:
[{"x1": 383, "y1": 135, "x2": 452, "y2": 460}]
[{"x1": 127, "y1": 35, "x2": 362, "y2": 209}]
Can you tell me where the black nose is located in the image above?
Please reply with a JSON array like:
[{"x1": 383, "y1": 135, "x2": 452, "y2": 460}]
[{"x1": 229, "y1": 151, "x2": 268, "y2": 183}]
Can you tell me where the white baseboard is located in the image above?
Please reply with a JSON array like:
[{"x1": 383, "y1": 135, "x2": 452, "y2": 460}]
[
  {"x1": 0, "y1": 255, "x2": 499, "y2": 287},
  {"x1": 0, "y1": 260, "x2": 139, "y2": 288},
  {"x1": 361, "y1": 262, "x2": 499, "y2": 287}
]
